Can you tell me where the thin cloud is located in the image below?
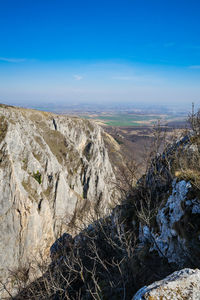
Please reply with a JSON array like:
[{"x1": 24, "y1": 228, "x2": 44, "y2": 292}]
[
  {"x1": 189, "y1": 65, "x2": 200, "y2": 69},
  {"x1": 0, "y1": 57, "x2": 26, "y2": 63},
  {"x1": 112, "y1": 76, "x2": 136, "y2": 81},
  {"x1": 73, "y1": 74, "x2": 83, "y2": 80}
]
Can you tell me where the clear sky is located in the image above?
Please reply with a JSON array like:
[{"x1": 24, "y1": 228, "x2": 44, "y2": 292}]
[{"x1": 0, "y1": 0, "x2": 200, "y2": 107}]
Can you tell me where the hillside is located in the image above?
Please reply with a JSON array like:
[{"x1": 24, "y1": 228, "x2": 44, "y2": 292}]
[
  {"x1": 11, "y1": 116, "x2": 200, "y2": 299},
  {"x1": 0, "y1": 104, "x2": 119, "y2": 298},
  {"x1": 1, "y1": 104, "x2": 200, "y2": 299}
]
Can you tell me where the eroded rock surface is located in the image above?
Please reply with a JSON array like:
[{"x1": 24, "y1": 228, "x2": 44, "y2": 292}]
[
  {"x1": 0, "y1": 105, "x2": 117, "y2": 297},
  {"x1": 139, "y1": 178, "x2": 200, "y2": 267},
  {"x1": 133, "y1": 268, "x2": 200, "y2": 300}
]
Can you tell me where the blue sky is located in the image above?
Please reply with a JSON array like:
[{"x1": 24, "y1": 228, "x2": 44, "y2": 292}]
[{"x1": 0, "y1": 0, "x2": 200, "y2": 107}]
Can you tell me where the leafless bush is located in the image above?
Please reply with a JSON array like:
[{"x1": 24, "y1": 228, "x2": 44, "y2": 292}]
[
  {"x1": 3, "y1": 122, "x2": 185, "y2": 299},
  {"x1": 172, "y1": 106, "x2": 200, "y2": 190},
  {"x1": 10, "y1": 212, "x2": 138, "y2": 300},
  {"x1": 188, "y1": 104, "x2": 200, "y2": 136}
]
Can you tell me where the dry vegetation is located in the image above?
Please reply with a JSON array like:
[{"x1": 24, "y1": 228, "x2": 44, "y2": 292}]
[
  {"x1": 0, "y1": 116, "x2": 8, "y2": 144},
  {"x1": 2, "y1": 109, "x2": 200, "y2": 299},
  {"x1": 1, "y1": 121, "x2": 177, "y2": 299},
  {"x1": 11, "y1": 212, "x2": 174, "y2": 300}
]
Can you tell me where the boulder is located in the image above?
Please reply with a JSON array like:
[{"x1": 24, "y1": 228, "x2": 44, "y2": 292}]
[{"x1": 133, "y1": 268, "x2": 200, "y2": 300}]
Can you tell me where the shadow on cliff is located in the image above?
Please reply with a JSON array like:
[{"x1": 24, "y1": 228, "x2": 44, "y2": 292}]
[{"x1": 7, "y1": 111, "x2": 200, "y2": 299}]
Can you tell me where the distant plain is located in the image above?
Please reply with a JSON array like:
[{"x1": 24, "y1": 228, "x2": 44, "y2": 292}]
[
  {"x1": 79, "y1": 110, "x2": 187, "y2": 176},
  {"x1": 81, "y1": 112, "x2": 185, "y2": 127}
]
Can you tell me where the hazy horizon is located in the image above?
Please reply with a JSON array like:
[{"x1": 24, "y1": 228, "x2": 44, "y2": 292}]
[{"x1": 0, "y1": 0, "x2": 200, "y2": 108}]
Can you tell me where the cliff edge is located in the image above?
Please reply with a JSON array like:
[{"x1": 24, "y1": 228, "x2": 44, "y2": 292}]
[{"x1": 0, "y1": 104, "x2": 118, "y2": 297}]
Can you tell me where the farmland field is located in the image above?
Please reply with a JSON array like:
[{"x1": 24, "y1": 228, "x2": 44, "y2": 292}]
[
  {"x1": 82, "y1": 113, "x2": 185, "y2": 127},
  {"x1": 80, "y1": 111, "x2": 187, "y2": 177}
]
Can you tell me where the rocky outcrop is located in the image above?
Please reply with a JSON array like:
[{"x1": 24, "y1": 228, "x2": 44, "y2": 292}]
[
  {"x1": 133, "y1": 268, "x2": 200, "y2": 300},
  {"x1": 3, "y1": 107, "x2": 200, "y2": 299},
  {"x1": 134, "y1": 133, "x2": 200, "y2": 268},
  {"x1": 139, "y1": 178, "x2": 200, "y2": 268},
  {"x1": 0, "y1": 105, "x2": 118, "y2": 297}
]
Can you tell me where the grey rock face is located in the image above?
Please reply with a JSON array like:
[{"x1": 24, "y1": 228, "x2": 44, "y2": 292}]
[
  {"x1": 149, "y1": 179, "x2": 200, "y2": 266},
  {"x1": 139, "y1": 178, "x2": 200, "y2": 267},
  {"x1": 0, "y1": 105, "x2": 117, "y2": 296},
  {"x1": 136, "y1": 134, "x2": 200, "y2": 269},
  {"x1": 133, "y1": 268, "x2": 200, "y2": 300},
  {"x1": 151, "y1": 179, "x2": 192, "y2": 264}
]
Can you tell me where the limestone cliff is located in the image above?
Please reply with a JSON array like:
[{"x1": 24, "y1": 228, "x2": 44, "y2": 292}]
[
  {"x1": 5, "y1": 112, "x2": 200, "y2": 299},
  {"x1": 0, "y1": 104, "x2": 117, "y2": 296},
  {"x1": 138, "y1": 135, "x2": 200, "y2": 268}
]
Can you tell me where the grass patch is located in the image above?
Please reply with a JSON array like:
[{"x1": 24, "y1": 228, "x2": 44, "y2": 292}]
[
  {"x1": 22, "y1": 157, "x2": 28, "y2": 170},
  {"x1": 34, "y1": 136, "x2": 45, "y2": 149},
  {"x1": 32, "y1": 151, "x2": 43, "y2": 164},
  {"x1": 43, "y1": 130, "x2": 68, "y2": 164},
  {"x1": 0, "y1": 116, "x2": 8, "y2": 143},
  {"x1": 32, "y1": 171, "x2": 42, "y2": 184},
  {"x1": 175, "y1": 169, "x2": 200, "y2": 184},
  {"x1": 43, "y1": 186, "x2": 53, "y2": 198},
  {"x1": 22, "y1": 179, "x2": 39, "y2": 202}
]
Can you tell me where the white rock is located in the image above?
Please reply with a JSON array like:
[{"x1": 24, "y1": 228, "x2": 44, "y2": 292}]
[
  {"x1": 150, "y1": 180, "x2": 192, "y2": 264},
  {"x1": 133, "y1": 268, "x2": 200, "y2": 300},
  {"x1": 0, "y1": 105, "x2": 118, "y2": 297}
]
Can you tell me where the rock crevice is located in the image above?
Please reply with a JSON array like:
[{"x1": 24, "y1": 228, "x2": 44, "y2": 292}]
[{"x1": 0, "y1": 105, "x2": 118, "y2": 297}]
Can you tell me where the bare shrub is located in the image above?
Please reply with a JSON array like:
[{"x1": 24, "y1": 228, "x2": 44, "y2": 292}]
[
  {"x1": 3, "y1": 122, "x2": 185, "y2": 299},
  {"x1": 188, "y1": 103, "x2": 200, "y2": 136},
  {"x1": 10, "y1": 212, "x2": 138, "y2": 300},
  {"x1": 172, "y1": 106, "x2": 200, "y2": 190}
]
